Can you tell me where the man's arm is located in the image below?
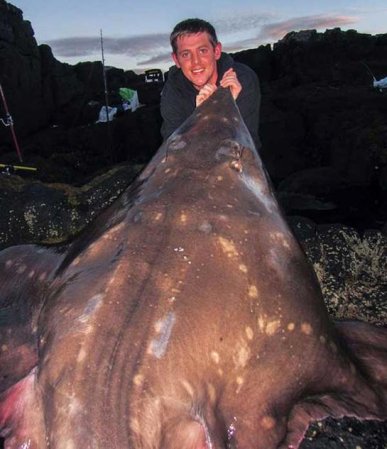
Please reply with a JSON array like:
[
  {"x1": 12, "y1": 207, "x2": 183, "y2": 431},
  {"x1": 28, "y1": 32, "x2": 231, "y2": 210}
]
[{"x1": 160, "y1": 84, "x2": 182, "y2": 141}]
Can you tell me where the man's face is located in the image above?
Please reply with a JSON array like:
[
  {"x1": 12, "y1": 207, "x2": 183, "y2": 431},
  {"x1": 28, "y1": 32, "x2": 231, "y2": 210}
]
[{"x1": 172, "y1": 32, "x2": 222, "y2": 90}]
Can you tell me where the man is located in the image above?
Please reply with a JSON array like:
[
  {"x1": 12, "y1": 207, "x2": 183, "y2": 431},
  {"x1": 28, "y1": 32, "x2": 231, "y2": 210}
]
[{"x1": 160, "y1": 18, "x2": 261, "y2": 149}]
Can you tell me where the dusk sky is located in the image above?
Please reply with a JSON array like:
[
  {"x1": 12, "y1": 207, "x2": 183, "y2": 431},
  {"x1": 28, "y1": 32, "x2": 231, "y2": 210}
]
[{"x1": 9, "y1": 0, "x2": 387, "y2": 73}]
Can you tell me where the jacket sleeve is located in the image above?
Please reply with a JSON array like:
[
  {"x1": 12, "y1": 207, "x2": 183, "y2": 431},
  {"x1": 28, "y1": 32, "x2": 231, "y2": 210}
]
[
  {"x1": 236, "y1": 66, "x2": 261, "y2": 150},
  {"x1": 160, "y1": 82, "x2": 187, "y2": 141}
]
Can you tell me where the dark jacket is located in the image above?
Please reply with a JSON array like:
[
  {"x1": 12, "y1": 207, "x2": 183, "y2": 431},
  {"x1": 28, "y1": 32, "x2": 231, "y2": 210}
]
[{"x1": 160, "y1": 52, "x2": 261, "y2": 149}]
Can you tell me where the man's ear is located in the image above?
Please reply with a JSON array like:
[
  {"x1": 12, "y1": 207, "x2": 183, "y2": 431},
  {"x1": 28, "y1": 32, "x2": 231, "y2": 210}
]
[
  {"x1": 214, "y1": 42, "x2": 222, "y2": 60},
  {"x1": 172, "y1": 52, "x2": 180, "y2": 68}
]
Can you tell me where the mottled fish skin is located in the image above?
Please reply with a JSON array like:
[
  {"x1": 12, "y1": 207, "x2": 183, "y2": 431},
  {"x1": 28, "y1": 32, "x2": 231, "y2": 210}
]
[{"x1": 0, "y1": 88, "x2": 386, "y2": 449}]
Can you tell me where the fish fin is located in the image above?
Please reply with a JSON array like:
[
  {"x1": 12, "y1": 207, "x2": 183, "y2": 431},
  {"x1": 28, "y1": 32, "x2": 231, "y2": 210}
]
[
  {"x1": 0, "y1": 369, "x2": 45, "y2": 448},
  {"x1": 279, "y1": 321, "x2": 387, "y2": 448},
  {"x1": 279, "y1": 394, "x2": 380, "y2": 449},
  {"x1": 0, "y1": 244, "x2": 64, "y2": 392},
  {"x1": 335, "y1": 320, "x2": 387, "y2": 389}
]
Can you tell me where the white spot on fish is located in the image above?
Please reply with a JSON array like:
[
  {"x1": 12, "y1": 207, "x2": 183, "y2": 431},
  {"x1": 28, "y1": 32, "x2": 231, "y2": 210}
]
[
  {"x1": 287, "y1": 322, "x2": 295, "y2": 332},
  {"x1": 198, "y1": 221, "x2": 212, "y2": 234},
  {"x1": 248, "y1": 285, "x2": 258, "y2": 298},
  {"x1": 168, "y1": 135, "x2": 187, "y2": 150},
  {"x1": 182, "y1": 255, "x2": 191, "y2": 264},
  {"x1": 78, "y1": 293, "x2": 105, "y2": 324},
  {"x1": 265, "y1": 320, "x2": 281, "y2": 336},
  {"x1": 233, "y1": 340, "x2": 250, "y2": 368},
  {"x1": 207, "y1": 383, "x2": 216, "y2": 403},
  {"x1": 301, "y1": 322, "x2": 313, "y2": 335},
  {"x1": 270, "y1": 232, "x2": 291, "y2": 249},
  {"x1": 149, "y1": 312, "x2": 176, "y2": 359},
  {"x1": 245, "y1": 327, "x2": 254, "y2": 340},
  {"x1": 230, "y1": 159, "x2": 242, "y2": 172},
  {"x1": 240, "y1": 173, "x2": 275, "y2": 213},
  {"x1": 130, "y1": 417, "x2": 140, "y2": 433},
  {"x1": 239, "y1": 264, "x2": 248, "y2": 273},
  {"x1": 235, "y1": 376, "x2": 244, "y2": 393},
  {"x1": 218, "y1": 237, "x2": 239, "y2": 258},
  {"x1": 71, "y1": 256, "x2": 81, "y2": 266},
  {"x1": 258, "y1": 316, "x2": 266, "y2": 332},
  {"x1": 261, "y1": 415, "x2": 276, "y2": 430},
  {"x1": 5, "y1": 259, "x2": 13, "y2": 268},
  {"x1": 77, "y1": 348, "x2": 87, "y2": 363},
  {"x1": 210, "y1": 351, "x2": 220, "y2": 364},
  {"x1": 133, "y1": 374, "x2": 144, "y2": 387},
  {"x1": 181, "y1": 380, "x2": 194, "y2": 397}
]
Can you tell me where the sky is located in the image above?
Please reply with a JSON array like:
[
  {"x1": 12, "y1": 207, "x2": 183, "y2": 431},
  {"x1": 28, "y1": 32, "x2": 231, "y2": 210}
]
[{"x1": 9, "y1": 0, "x2": 387, "y2": 74}]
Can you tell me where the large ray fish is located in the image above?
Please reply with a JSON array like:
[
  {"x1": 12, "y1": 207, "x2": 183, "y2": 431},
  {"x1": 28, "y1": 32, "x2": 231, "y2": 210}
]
[{"x1": 0, "y1": 88, "x2": 386, "y2": 449}]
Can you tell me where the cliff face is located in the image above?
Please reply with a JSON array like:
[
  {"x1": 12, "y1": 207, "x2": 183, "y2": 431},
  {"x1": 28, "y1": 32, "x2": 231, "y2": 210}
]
[
  {"x1": 0, "y1": 0, "x2": 86, "y2": 138},
  {"x1": 234, "y1": 28, "x2": 387, "y2": 177},
  {"x1": 233, "y1": 29, "x2": 387, "y2": 229}
]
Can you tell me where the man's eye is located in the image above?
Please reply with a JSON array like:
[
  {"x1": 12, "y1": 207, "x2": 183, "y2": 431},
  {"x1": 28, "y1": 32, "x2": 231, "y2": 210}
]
[
  {"x1": 200, "y1": 48, "x2": 208, "y2": 54},
  {"x1": 181, "y1": 52, "x2": 189, "y2": 58}
]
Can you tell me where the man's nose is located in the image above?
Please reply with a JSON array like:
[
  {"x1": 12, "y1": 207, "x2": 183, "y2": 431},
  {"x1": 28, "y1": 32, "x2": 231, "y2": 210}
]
[{"x1": 192, "y1": 51, "x2": 201, "y2": 64}]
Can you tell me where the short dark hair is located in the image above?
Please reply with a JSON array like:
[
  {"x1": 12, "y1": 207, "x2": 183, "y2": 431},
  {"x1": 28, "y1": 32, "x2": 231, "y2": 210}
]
[{"x1": 170, "y1": 18, "x2": 218, "y2": 54}]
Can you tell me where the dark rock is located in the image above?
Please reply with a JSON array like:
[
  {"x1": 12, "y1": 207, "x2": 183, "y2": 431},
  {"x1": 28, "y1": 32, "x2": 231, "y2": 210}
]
[
  {"x1": 0, "y1": 164, "x2": 142, "y2": 249},
  {"x1": 233, "y1": 44, "x2": 273, "y2": 82},
  {"x1": 300, "y1": 223, "x2": 387, "y2": 325},
  {"x1": 272, "y1": 28, "x2": 387, "y2": 87},
  {"x1": 278, "y1": 167, "x2": 349, "y2": 196},
  {"x1": 301, "y1": 417, "x2": 387, "y2": 449},
  {"x1": 0, "y1": 1, "x2": 50, "y2": 138},
  {"x1": 286, "y1": 215, "x2": 317, "y2": 241}
]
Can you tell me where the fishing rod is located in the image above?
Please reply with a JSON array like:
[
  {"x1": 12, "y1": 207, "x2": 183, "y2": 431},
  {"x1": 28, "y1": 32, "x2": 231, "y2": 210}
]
[
  {"x1": 100, "y1": 29, "x2": 110, "y2": 123},
  {"x1": 0, "y1": 82, "x2": 23, "y2": 163},
  {"x1": 361, "y1": 61, "x2": 376, "y2": 82},
  {"x1": 361, "y1": 62, "x2": 387, "y2": 91},
  {"x1": 0, "y1": 162, "x2": 37, "y2": 174},
  {"x1": 100, "y1": 29, "x2": 113, "y2": 162}
]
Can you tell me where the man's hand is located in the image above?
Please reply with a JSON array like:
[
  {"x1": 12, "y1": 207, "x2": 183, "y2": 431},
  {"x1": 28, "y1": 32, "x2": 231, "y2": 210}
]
[
  {"x1": 220, "y1": 68, "x2": 241, "y2": 100},
  {"x1": 195, "y1": 83, "x2": 217, "y2": 107},
  {"x1": 195, "y1": 68, "x2": 241, "y2": 107}
]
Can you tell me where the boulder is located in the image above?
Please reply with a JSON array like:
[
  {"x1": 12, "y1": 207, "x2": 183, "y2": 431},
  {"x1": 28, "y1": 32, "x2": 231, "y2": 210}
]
[{"x1": 0, "y1": 164, "x2": 142, "y2": 249}]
